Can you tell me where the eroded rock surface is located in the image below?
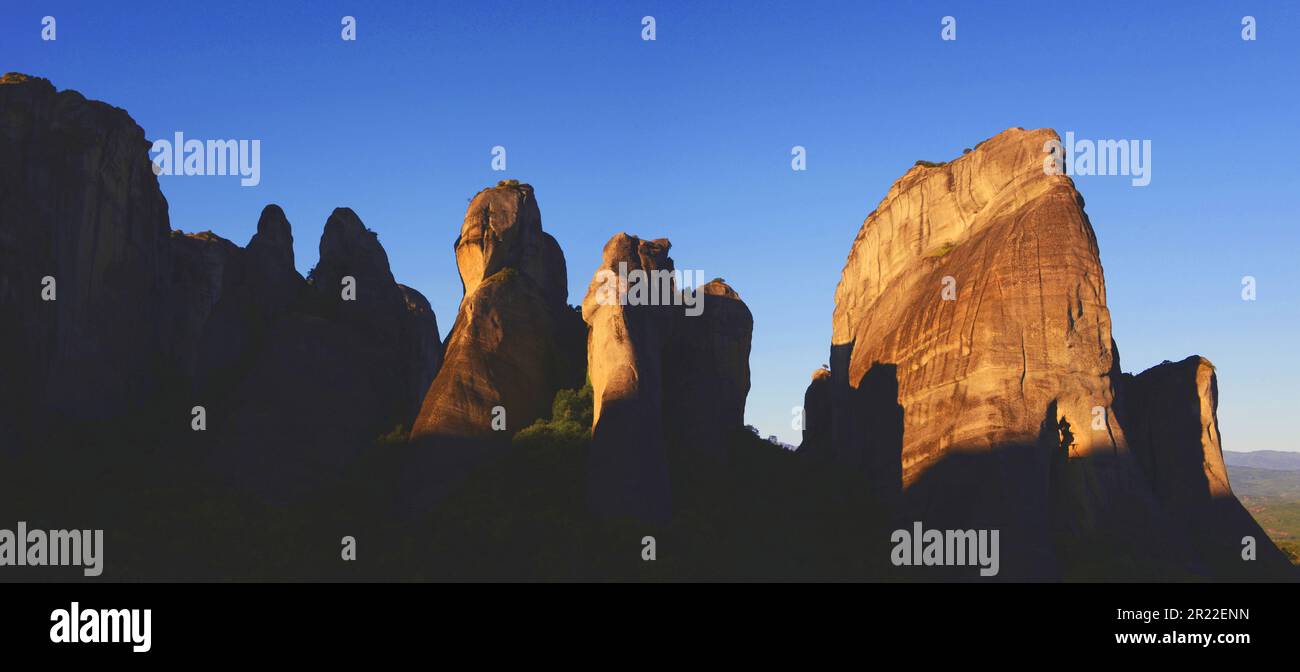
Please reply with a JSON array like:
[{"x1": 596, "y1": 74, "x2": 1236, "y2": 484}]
[
  {"x1": 582, "y1": 234, "x2": 678, "y2": 523},
  {"x1": 582, "y1": 235, "x2": 754, "y2": 523},
  {"x1": 455, "y1": 182, "x2": 568, "y2": 307},
  {"x1": 411, "y1": 182, "x2": 583, "y2": 443},
  {"x1": 815, "y1": 127, "x2": 1292, "y2": 577},
  {"x1": 830, "y1": 128, "x2": 1127, "y2": 484}
]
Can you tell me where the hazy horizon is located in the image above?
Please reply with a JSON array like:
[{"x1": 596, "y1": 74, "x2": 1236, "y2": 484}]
[{"x1": 7, "y1": 1, "x2": 1298, "y2": 449}]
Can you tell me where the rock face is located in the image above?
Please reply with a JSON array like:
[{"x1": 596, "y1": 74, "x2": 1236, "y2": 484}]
[
  {"x1": 453, "y1": 182, "x2": 568, "y2": 306},
  {"x1": 1119, "y1": 357, "x2": 1291, "y2": 573},
  {"x1": 0, "y1": 75, "x2": 443, "y2": 494},
  {"x1": 582, "y1": 234, "x2": 754, "y2": 523},
  {"x1": 166, "y1": 205, "x2": 307, "y2": 395},
  {"x1": 798, "y1": 368, "x2": 832, "y2": 456},
  {"x1": 829, "y1": 128, "x2": 1126, "y2": 483},
  {"x1": 210, "y1": 208, "x2": 444, "y2": 494},
  {"x1": 664, "y1": 279, "x2": 753, "y2": 465},
  {"x1": 812, "y1": 127, "x2": 1291, "y2": 577},
  {"x1": 306, "y1": 207, "x2": 442, "y2": 421},
  {"x1": 582, "y1": 234, "x2": 678, "y2": 523},
  {"x1": 1122, "y1": 356, "x2": 1232, "y2": 508},
  {"x1": 397, "y1": 285, "x2": 444, "y2": 422},
  {"x1": 411, "y1": 182, "x2": 583, "y2": 443},
  {"x1": 311, "y1": 208, "x2": 405, "y2": 329},
  {"x1": 0, "y1": 73, "x2": 171, "y2": 439}
]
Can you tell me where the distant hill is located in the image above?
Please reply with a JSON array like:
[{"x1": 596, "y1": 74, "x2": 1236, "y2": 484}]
[
  {"x1": 1228, "y1": 465, "x2": 1300, "y2": 498},
  {"x1": 1225, "y1": 464, "x2": 1300, "y2": 564},
  {"x1": 1223, "y1": 450, "x2": 1300, "y2": 471}
]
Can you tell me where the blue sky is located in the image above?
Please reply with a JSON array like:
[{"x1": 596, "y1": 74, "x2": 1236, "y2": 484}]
[{"x1": 6, "y1": 1, "x2": 1299, "y2": 450}]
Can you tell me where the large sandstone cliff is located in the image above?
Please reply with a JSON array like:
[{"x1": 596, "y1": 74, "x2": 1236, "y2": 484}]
[
  {"x1": 827, "y1": 128, "x2": 1126, "y2": 479},
  {"x1": 803, "y1": 127, "x2": 1291, "y2": 577},
  {"x1": 410, "y1": 182, "x2": 584, "y2": 443}
]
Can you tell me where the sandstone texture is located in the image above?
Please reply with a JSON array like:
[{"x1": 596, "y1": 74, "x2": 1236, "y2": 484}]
[
  {"x1": 582, "y1": 235, "x2": 754, "y2": 523},
  {"x1": 812, "y1": 127, "x2": 1292, "y2": 577},
  {"x1": 829, "y1": 128, "x2": 1125, "y2": 482},
  {"x1": 453, "y1": 181, "x2": 567, "y2": 306},
  {"x1": 582, "y1": 234, "x2": 678, "y2": 523},
  {"x1": 411, "y1": 182, "x2": 584, "y2": 443}
]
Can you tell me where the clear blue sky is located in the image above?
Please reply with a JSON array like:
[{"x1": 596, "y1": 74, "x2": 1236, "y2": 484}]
[{"x1": 7, "y1": 1, "x2": 1299, "y2": 450}]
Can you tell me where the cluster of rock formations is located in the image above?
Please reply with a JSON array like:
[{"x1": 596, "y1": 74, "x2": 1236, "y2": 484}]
[
  {"x1": 0, "y1": 74, "x2": 441, "y2": 493},
  {"x1": 1, "y1": 75, "x2": 1289, "y2": 578},
  {"x1": 800, "y1": 127, "x2": 1291, "y2": 576},
  {"x1": 0, "y1": 75, "x2": 754, "y2": 521}
]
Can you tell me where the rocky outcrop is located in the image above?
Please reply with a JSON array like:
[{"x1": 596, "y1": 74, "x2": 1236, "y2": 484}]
[
  {"x1": 453, "y1": 181, "x2": 567, "y2": 306},
  {"x1": 829, "y1": 127, "x2": 1127, "y2": 483},
  {"x1": 411, "y1": 182, "x2": 583, "y2": 443},
  {"x1": 664, "y1": 279, "x2": 753, "y2": 465},
  {"x1": 204, "y1": 207, "x2": 444, "y2": 494},
  {"x1": 798, "y1": 368, "x2": 832, "y2": 456},
  {"x1": 0, "y1": 73, "x2": 171, "y2": 437},
  {"x1": 582, "y1": 234, "x2": 678, "y2": 523},
  {"x1": 245, "y1": 205, "x2": 304, "y2": 315},
  {"x1": 166, "y1": 206, "x2": 309, "y2": 394},
  {"x1": 166, "y1": 229, "x2": 248, "y2": 389},
  {"x1": 0, "y1": 75, "x2": 443, "y2": 491},
  {"x1": 582, "y1": 235, "x2": 754, "y2": 523},
  {"x1": 305, "y1": 207, "x2": 441, "y2": 421},
  {"x1": 1121, "y1": 356, "x2": 1232, "y2": 508},
  {"x1": 397, "y1": 285, "x2": 443, "y2": 421},
  {"x1": 1119, "y1": 357, "x2": 1291, "y2": 573},
  {"x1": 310, "y1": 208, "x2": 405, "y2": 332},
  {"x1": 813, "y1": 126, "x2": 1291, "y2": 577}
]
